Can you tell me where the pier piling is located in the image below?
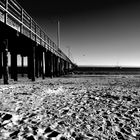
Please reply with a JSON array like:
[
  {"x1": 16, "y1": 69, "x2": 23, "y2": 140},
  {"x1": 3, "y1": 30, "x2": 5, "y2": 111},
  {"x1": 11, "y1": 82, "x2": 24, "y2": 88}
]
[
  {"x1": 0, "y1": 50, "x2": 2, "y2": 79},
  {"x1": 3, "y1": 39, "x2": 9, "y2": 84}
]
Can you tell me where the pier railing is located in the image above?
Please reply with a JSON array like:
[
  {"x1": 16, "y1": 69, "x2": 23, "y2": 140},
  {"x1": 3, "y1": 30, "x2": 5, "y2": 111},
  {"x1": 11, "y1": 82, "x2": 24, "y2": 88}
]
[{"x1": 0, "y1": 0, "x2": 71, "y2": 62}]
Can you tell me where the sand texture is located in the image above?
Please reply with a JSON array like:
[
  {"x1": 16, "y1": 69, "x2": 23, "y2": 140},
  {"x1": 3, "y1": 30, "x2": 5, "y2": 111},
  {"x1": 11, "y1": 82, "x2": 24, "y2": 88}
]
[{"x1": 0, "y1": 75, "x2": 140, "y2": 140}]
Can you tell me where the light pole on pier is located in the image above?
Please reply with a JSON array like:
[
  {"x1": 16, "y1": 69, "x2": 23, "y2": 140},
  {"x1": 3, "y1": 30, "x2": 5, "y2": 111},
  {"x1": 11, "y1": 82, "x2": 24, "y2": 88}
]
[{"x1": 57, "y1": 21, "x2": 60, "y2": 49}]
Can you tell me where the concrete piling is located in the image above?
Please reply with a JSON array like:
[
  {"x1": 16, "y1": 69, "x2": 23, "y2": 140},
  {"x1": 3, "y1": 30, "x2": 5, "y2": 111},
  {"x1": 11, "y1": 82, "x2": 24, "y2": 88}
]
[
  {"x1": 0, "y1": 50, "x2": 2, "y2": 79},
  {"x1": 50, "y1": 52, "x2": 53, "y2": 78},
  {"x1": 42, "y1": 51, "x2": 45, "y2": 79},
  {"x1": 21, "y1": 55, "x2": 24, "y2": 77},
  {"x1": 44, "y1": 51, "x2": 48, "y2": 77},
  {"x1": 11, "y1": 51, "x2": 17, "y2": 81},
  {"x1": 31, "y1": 45, "x2": 35, "y2": 81},
  {"x1": 3, "y1": 39, "x2": 9, "y2": 84},
  {"x1": 35, "y1": 47, "x2": 39, "y2": 78},
  {"x1": 39, "y1": 51, "x2": 42, "y2": 77}
]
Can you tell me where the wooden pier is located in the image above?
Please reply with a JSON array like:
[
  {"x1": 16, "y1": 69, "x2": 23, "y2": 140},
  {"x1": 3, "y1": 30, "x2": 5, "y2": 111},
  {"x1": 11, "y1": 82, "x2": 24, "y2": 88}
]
[{"x1": 0, "y1": 0, "x2": 75, "y2": 84}]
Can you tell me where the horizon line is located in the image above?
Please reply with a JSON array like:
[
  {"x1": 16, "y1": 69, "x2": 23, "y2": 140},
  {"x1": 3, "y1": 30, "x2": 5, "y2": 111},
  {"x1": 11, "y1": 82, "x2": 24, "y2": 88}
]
[{"x1": 78, "y1": 65, "x2": 140, "y2": 68}]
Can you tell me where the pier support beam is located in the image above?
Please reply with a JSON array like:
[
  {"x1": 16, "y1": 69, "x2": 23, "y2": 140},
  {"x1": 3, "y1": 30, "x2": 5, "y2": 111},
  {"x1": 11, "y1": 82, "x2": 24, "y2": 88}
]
[
  {"x1": 53, "y1": 54, "x2": 56, "y2": 77},
  {"x1": 62, "y1": 59, "x2": 64, "y2": 75},
  {"x1": 28, "y1": 55, "x2": 31, "y2": 79},
  {"x1": 50, "y1": 53, "x2": 53, "y2": 78},
  {"x1": 64, "y1": 61, "x2": 68, "y2": 75},
  {"x1": 31, "y1": 46, "x2": 35, "y2": 81},
  {"x1": 11, "y1": 52, "x2": 17, "y2": 81},
  {"x1": 3, "y1": 39, "x2": 9, "y2": 84},
  {"x1": 0, "y1": 50, "x2": 2, "y2": 79},
  {"x1": 28, "y1": 44, "x2": 35, "y2": 81},
  {"x1": 64, "y1": 60, "x2": 66, "y2": 75},
  {"x1": 35, "y1": 47, "x2": 39, "y2": 78},
  {"x1": 38, "y1": 52, "x2": 42, "y2": 77},
  {"x1": 68, "y1": 63, "x2": 70, "y2": 73},
  {"x1": 52, "y1": 54, "x2": 55, "y2": 77},
  {"x1": 54, "y1": 55, "x2": 57, "y2": 77},
  {"x1": 45, "y1": 51, "x2": 50, "y2": 77},
  {"x1": 60, "y1": 59, "x2": 63, "y2": 75},
  {"x1": 45, "y1": 51, "x2": 48, "y2": 77},
  {"x1": 56, "y1": 56, "x2": 59, "y2": 77},
  {"x1": 46, "y1": 50, "x2": 52, "y2": 77},
  {"x1": 21, "y1": 55, "x2": 24, "y2": 77},
  {"x1": 67, "y1": 62, "x2": 69, "y2": 74},
  {"x1": 57, "y1": 57, "x2": 60, "y2": 77},
  {"x1": 42, "y1": 51, "x2": 45, "y2": 79},
  {"x1": 60, "y1": 58, "x2": 63, "y2": 75},
  {"x1": 59, "y1": 58, "x2": 62, "y2": 76}
]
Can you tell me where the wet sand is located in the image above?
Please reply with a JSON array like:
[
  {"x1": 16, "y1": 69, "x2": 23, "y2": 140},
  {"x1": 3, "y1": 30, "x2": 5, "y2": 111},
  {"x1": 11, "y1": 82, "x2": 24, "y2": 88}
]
[{"x1": 0, "y1": 75, "x2": 140, "y2": 140}]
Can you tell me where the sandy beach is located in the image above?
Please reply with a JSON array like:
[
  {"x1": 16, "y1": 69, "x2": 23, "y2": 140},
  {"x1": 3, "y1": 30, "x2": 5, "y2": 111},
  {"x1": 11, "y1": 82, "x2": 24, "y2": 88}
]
[{"x1": 0, "y1": 75, "x2": 140, "y2": 140}]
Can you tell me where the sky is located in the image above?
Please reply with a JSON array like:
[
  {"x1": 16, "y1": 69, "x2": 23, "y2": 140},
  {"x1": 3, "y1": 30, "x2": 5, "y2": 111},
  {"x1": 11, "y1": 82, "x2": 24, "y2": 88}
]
[{"x1": 18, "y1": 0, "x2": 140, "y2": 67}]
